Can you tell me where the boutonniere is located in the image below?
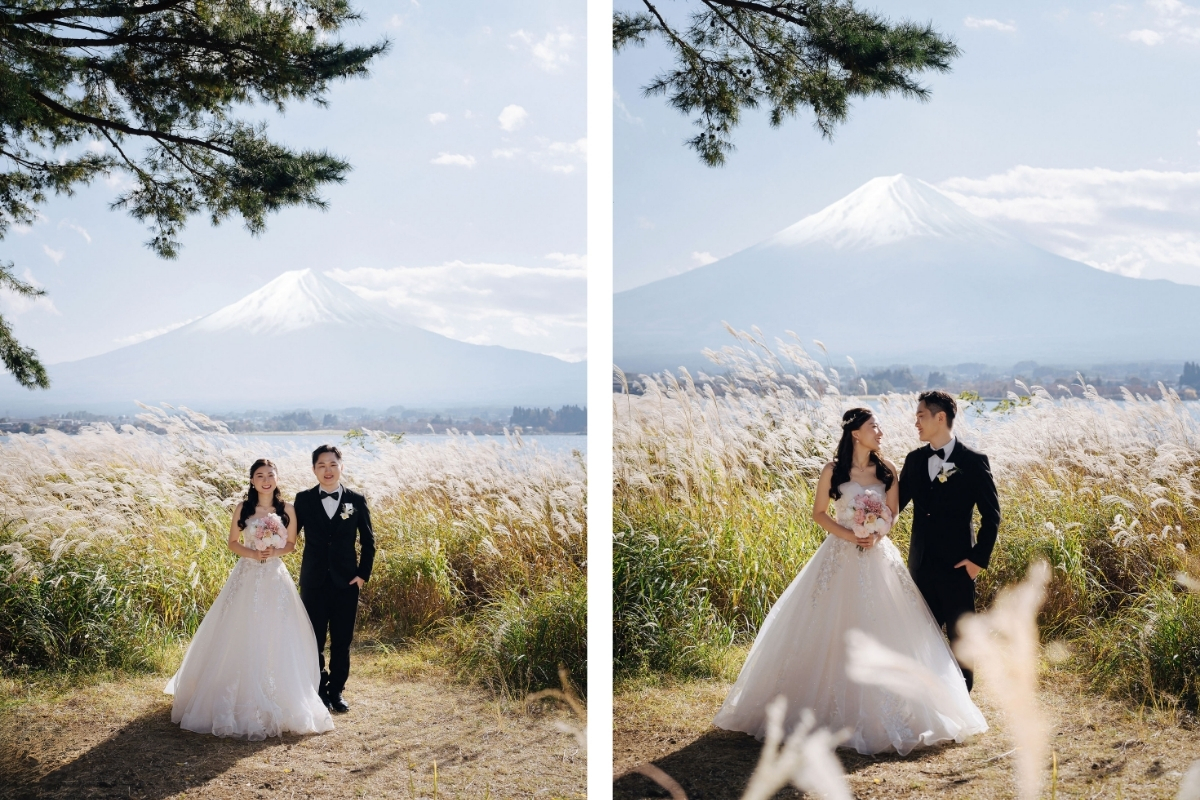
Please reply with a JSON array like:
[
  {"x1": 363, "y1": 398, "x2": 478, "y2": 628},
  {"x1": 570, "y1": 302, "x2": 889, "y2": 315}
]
[
  {"x1": 937, "y1": 464, "x2": 959, "y2": 483},
  {"x1": 340, "y1": 502, "x2": 355, "y2": 519}
]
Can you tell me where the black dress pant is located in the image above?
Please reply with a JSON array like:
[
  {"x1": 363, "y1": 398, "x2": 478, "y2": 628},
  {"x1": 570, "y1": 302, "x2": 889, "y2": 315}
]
[
  {"x1": 913, "y1": 562, "x2": 977, "y2": 691},
  {"x1": 301, "y1": 580, "x2": 360, "y2": 696}
]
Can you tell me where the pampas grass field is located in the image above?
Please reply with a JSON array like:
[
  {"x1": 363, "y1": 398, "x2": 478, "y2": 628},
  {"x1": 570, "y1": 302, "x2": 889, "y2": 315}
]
[
  {"x1": 615, "y1": 330, "x2": 1200, "y2": 797},
  {"x1": 0, "y1": 406, "x2": 586, "y2": 697},
  {"x1": 616, "y1": 328, "x2": 1200, "y2": 697}
]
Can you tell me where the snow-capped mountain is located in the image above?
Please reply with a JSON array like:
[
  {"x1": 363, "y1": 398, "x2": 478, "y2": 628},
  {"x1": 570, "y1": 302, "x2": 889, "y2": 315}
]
[
  {"x1": 763, "y1": 175, "x2": 1011, "y2": 250},
  {"x1": 1, "y1": 269, "x2": 584, "y2": 414},
  {"x1": 615, "y1": 174, "x2": 1200, "y2": 373},
  {"x1": 190, "y1": 269, "x2": 404, "y2": 335}
]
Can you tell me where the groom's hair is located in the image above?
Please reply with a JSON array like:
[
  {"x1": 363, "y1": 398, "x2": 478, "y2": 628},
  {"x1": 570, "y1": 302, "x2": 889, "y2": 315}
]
[
  {"x1": 918, "y1": 390, "x2": 957, "y2": 428},
  {"x1": 312, "y1": 444, "x2": 343, "y2": 465}
]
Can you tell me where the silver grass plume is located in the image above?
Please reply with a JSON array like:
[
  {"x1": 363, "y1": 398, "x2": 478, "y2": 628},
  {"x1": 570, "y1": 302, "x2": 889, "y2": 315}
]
[
  {"x1": 844, "y1": 629, "x2": 959, "y2": 715},
  {"x1": 739, "y1": 697, "x2": 851, "y2": 800},
  {"x1": 954, "y1": 560, "x2": 1051, "y2": 800}
]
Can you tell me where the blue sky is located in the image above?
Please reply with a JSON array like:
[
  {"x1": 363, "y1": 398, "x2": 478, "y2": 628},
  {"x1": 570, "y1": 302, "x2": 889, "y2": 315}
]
[
  {"x1": 615, "y1": 0, "x2": 1200, "y2": 291},
  {"x1": 3, "y1": 0, "x2": 586, "y2": 364}
]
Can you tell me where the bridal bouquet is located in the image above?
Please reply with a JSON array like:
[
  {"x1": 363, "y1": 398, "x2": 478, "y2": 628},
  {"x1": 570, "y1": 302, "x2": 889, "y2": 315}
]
[
  {"x1": 252, "y1": 513, "x2": 286, "y2": 551},
  {"x1": 850, "y1": 491, "x2": 892, "y2": 549}
]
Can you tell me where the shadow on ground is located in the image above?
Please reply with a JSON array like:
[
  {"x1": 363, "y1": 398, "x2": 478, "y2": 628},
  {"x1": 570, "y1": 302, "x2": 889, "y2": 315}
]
[
  {"x1": 0, "y1": 703, "x2": 280, "y2": 800},
  {"x1": 613, "y1": 728, "x2": 961, "y2": 800}
]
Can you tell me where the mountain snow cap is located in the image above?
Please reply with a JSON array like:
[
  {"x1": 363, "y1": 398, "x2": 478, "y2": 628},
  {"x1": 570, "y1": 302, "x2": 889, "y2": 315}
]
[{"x1": 764, "y1": 175, "x2": 1012, "y2": 251}]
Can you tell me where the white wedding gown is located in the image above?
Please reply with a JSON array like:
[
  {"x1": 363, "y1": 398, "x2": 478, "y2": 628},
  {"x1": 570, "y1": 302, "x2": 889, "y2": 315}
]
[
  {"x1": 164, "y1": 517, "x2": 334, "y2": 739},
  {"x1": 713, "y1": 481, "x2": 987, "y2": 754}
]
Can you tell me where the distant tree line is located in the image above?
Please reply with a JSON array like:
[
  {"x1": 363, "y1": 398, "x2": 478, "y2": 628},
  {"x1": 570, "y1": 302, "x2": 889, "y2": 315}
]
[
  {"x1": 1181, "y1": 362, "x2": 1200, "y2": 390},
  {"x1": 510, "y1": 405, "x2": 587, "y2": 433}
]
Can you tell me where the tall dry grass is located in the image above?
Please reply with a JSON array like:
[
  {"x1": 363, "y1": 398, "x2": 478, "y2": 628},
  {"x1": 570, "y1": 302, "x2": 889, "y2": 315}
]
[
  {"x1": 614, "y1": 329, "x2": 1200, "y2": 709},
  {"x1": 0, "y1": 407, "x2": 586, "y2": 695}
]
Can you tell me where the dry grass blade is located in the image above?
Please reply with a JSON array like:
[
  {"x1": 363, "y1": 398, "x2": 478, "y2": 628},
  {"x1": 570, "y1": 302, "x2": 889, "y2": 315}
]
[
  {"x1": 844, "y1": 628, "x2": 959, "y2": 714},
  {"x1": 1177, "y1": 572, "x2": 1200, "y2": 593},
  {"x1": 526, "y1": 666, "x2": 587, "y2": 749},
  {"x1": 634, "y1": 763, "x2": 689, "y2": 800},
  {"x1": 739, "y1": 697, "x2": 851, "y2": 800},
  {"x1": 954, "y1": 560, "x2": 1051, "y2": 800}
]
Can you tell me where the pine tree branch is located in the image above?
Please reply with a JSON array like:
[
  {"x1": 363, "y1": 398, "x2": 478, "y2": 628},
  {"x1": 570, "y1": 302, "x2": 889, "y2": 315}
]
[
  {"x1": 5, "y1": 0, "x2": 189, "y2": 26},
  {"x1": 705, "y1": 0, "x2": 809, "y2": 27},
  {"x1": 29, "y1": 89, "x2": 236, "y2": 157}
]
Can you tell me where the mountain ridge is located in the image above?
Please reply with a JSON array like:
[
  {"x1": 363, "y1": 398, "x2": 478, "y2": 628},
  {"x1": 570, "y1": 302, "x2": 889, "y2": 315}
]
[
  {"x1": 1, "y1": 270, "x2": 584, "y2": 414},
  {"x1": 615, "y1": 176, "x2": 1200, "y2": 373}
]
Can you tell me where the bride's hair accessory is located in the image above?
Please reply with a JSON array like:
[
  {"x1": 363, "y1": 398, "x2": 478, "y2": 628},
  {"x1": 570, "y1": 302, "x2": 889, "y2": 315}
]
[{"x1": 829, "y1": 407, "x2": 894, "y2": 500}]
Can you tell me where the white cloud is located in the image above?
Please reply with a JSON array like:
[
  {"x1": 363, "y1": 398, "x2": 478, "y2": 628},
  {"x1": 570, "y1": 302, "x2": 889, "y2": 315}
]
[
  {"x1": 388, "y1": 14, "x2": 404, "y2": 28},
  {"x1": 1128, "y1": 27, "x2": 1165, "y2": 43},
  {"x1": 512, "y1": 28, "x2": 574, "y2": 72},
  {"x1": 85, "y1": 140, "x2": 107, "y2": 155},
  {"x1": 938, "y1": 166, "x2": 1200, "y2": 284},
  {"x1": 327, "y1": 255, "x2": 586, "y2": 361},
  {"x1": 1114, "y1": 0, "x2": 1200, "y2": 44},
  {"x1": 548, "y1": 138, "x2": 587, "y2": 157},
  {"x1": 692, "y1": 251, "x2": 719, "y2": 266},
  {"x1": 491, "y1": 138, "x2": 586, "y2": 174},
  {"x1": 430, "y1": 153, "x2": 476, "y2": 167},
  {"x1": 58, "y1": 220, "x2": 91, "y2": 243},
  {"x1": 498, "y1": 104, "x2": 528, "y2": 132},
  {"x1": 545, "y1": 252, "x2": 587, "y2": 270},
  {"x1": 531, "y1": 138, "x2": 586, "y2": 174},
  {"x1": 428, "y1": 112, "x2": 448, "y2": 124},
  {"x1": 43, "y1": 245, "x2": 64, "y2": 264},
  {"x1": 614, "y1": 90, "x2": 642, "y2": 125},
  {"x1": 0, "y1": 269, "x2": 58, "y2": 316},
  {"x1": 964, "y1": 16, "x2": 1017, "y2": 32},
  {"x1": 114, "y1": 317, "x2": 200, "y2": 347}
]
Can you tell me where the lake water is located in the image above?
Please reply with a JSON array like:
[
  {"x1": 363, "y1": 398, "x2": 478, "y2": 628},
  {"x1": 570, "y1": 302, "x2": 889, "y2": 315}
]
[{"x1": 214, "y1": 432, "x2": 586, "y2": 455}]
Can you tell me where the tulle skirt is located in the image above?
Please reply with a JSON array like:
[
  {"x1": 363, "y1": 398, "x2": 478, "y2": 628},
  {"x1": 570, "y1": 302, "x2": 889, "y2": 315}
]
[
  {"x1": 713, "y1": 535, "x2": 987, "y2": 755},
  {"x1": 164, "y1": 557, "x2": 334, "y2": 740}
]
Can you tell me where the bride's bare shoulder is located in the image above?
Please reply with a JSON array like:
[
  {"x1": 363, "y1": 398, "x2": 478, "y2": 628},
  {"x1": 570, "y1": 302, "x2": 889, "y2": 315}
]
[{"x1": 881, "y1": 457, "x2": 899, "y2": 474}]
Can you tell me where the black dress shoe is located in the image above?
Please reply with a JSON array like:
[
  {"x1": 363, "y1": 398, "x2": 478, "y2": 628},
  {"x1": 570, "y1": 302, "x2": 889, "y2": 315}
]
[{"x1": 328, "y1": 693, "x2": 349, "y2": 713}]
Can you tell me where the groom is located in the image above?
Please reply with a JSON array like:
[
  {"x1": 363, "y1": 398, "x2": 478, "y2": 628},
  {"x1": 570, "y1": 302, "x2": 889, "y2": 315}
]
[
  {"x1": 295, "y1": 444, "x2": 375, "y2": 713},
  {"x1": 898, "y1": 390, "x2": 1001, "y2": 692}
]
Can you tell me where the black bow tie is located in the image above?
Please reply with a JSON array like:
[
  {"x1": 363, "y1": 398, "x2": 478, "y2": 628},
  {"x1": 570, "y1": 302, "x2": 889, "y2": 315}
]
[
  {"x1": 930, "y1": 447, "x2": 945, "y2": 460},
  {"x1": 319, "y1": 490, "x2": 339, "y2": 500}
]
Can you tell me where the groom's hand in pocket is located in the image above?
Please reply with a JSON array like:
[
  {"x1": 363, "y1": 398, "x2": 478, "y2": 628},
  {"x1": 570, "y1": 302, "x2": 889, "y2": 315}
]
[
  {"x1": 348, "y1": 576, "x2": 365, "y2": 588},
  {"x1": 954, "y1": 559, "x2": 981, "y2": 580}
]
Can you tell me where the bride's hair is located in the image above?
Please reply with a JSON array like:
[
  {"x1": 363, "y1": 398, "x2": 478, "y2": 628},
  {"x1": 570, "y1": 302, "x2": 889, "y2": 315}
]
[
  {"x1": 829, "y1": 408, "x2": 894, "y2": 499},
  {"x1": 237, "y1": 458, "x2": 290, "y2": 530}
]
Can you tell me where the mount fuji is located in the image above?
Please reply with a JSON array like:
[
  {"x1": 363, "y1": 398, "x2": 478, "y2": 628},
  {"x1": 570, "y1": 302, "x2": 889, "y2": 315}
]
[
  {"x1": 1, "y1": 270, "x2": 585, "y2": 414},
  {"x1": 615, "y1": 175, "x2": 1200, "y2": 373}
]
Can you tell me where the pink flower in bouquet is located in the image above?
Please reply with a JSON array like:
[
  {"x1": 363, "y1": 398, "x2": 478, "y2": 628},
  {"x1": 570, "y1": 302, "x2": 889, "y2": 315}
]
[
  {"x1": 850, "y1": 491, "x2": 892, "y2": 541},
  {"x1": 252, "y1": 514, "x2": 286, "y2": 550}
]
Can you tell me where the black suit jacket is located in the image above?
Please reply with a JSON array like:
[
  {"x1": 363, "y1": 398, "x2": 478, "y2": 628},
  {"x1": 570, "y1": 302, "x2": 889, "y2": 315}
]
[
  {"x1": 898, "y1": 441, "x2": 1001, "y2": 574},
  {"x1": 294, "y1": 486, "x2": 376, "y2": 589}
]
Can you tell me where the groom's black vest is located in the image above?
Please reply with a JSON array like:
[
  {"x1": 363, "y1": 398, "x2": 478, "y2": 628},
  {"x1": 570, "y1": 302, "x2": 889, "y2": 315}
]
[
  {"x1": 898, "y1": 442, "x2": 1001, "y2": 574},
  {"x1": 295, "y1": 486, "x2": 376, "y2": 589}
]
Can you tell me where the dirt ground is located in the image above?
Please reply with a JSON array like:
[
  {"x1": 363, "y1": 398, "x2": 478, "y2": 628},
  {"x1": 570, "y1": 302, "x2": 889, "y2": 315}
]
[
  {"x1": 613, "y1": 665, "x2": 1200, "y2": 799},
  {"x1": 0, "y1": 644, "x2": 585, "y2": 800}
]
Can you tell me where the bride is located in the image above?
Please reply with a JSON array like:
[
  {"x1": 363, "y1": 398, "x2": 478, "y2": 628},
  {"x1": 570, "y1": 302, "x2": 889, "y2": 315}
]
[
  {"x1": 712, "y1": 408, "x2": 986, "y2": 754},
  {"x1": 165, "y1": 458, "x2": 334, "y2": 739}
]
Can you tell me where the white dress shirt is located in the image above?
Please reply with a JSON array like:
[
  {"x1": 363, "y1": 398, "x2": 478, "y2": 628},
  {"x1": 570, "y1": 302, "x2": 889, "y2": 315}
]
[
  {"x1": 319, "y1": 484, "x2": 343, "y2": 519},
  {"x1": 927, "y1": 436, "x2": 957, "y2": 480}
]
